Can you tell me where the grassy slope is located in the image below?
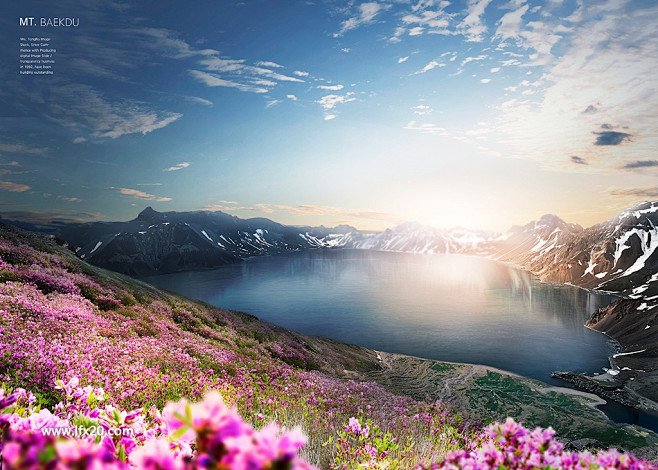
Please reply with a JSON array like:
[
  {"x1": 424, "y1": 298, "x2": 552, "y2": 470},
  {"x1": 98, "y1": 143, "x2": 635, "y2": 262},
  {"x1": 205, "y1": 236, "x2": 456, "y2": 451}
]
[{"x1": 1, "y1": 223, "x2": 657, "y2": 467}]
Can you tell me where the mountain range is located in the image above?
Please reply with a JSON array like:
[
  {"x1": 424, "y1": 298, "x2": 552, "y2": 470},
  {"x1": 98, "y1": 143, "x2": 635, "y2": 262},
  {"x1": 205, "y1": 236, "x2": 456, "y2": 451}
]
[
  {"x1": 52, "y1": 201, "x2": 658, "y2": 410},
  {"x1": 54, "y1": 202, "x2": 658, "y2": 301}
]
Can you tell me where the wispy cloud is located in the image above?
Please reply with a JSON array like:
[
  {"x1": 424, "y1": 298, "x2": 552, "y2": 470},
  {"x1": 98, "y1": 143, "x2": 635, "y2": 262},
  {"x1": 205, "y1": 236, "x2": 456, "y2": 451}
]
[
  {"x1": 0, "y1": 181, "x2": 31, "y2": 192},
  {"x1": 610, "y1": 187, "x2": 658, "y2": 199},
  {"x1": 189, "y1": 70, "x2": 268, "y2": 93},
  {"x1": 163, "y1": 162, "x2": 190, "y2": 172},
  {"x1": 490, "y1": 2, "x2": 658, "y2": 172},
  {"x1": 404, "y1": 121, "x2": 447, "y2": 134},
  {"x1": 335, "y1": 2, "x2": 387, "y2": 36},
  {"x1": 494, "y1": 4, "x2": 529, "y2": 41},
  {"x1": 37, "y1": 84, "x2": 182, "y2": 139},
  {"x1": 253, "y1": 203, "x2": 402, "y2": 223},
  {"x1": 413, "y1": 105, "x2": 433, "y2": 115},
  {"x1": 0, "y1": 142, "x2": 47, "y2": 155},
  {"x1": 190, "y1": 56, "x2": 304, "y2": 96},
  {"x1": 461, "y1": 55, "x2": 488, "y2": 66},
  {"x1": 255, "y1": 61, "x2": 283, "y2": 68},
  {"x1": 186, "y1": 96, "x2": 213, "y2": 106},
  {"x1": 133, "y1": 28, "x2": 218, "y2": 59},
  {"x1": 318, "y1": 84, "x2": 344, "y2": 91},
  {"x1": 107, "y1": 187, "x2": 172, "y2": 201},
  {"x1": 398, "y1": 56, "x2": 409, "y2": 63},
  {"x1": 316, "y1": 93, "x2": 356, "y2": 110},
  {"x1": 202, "y1": 203, "x2": 253, "y2": 211},
  {"x1": 413, "y1": 60, "x2": 446, "y2": 74},
  {"x1": 0, "y1": 211, "x2": 103, "y2": 229},
  {"x1": 458, "y1": 0, "x2": 494, "y2": 41},
  {"x1": 401, "y1": 5, "x2": 451, "y2": 36},
  {"x1": 57, "y1": 195, "x2": 83, "y2": 202}
]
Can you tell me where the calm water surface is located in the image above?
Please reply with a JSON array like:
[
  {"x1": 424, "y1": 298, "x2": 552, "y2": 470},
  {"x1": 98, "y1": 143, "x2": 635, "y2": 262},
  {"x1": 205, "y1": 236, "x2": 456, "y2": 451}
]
[
  {"x1": 144, "y1": 250, "x2": 618, "y2": 381},
  {"x1": 143, "y1": 250, "x2": 658, "y2": 430}
]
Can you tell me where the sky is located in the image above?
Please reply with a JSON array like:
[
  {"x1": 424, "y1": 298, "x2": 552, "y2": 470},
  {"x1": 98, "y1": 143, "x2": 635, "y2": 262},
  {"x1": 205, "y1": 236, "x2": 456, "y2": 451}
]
[{"x1": 1, "y1": 0, "x2": 657, "y2": 232}]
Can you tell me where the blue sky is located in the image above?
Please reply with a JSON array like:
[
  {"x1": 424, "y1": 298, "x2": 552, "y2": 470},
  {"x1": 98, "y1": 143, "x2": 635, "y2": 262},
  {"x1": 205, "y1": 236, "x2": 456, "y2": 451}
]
[{"x1": 1, "y1": 0, "x2": 657, "y2": 231}]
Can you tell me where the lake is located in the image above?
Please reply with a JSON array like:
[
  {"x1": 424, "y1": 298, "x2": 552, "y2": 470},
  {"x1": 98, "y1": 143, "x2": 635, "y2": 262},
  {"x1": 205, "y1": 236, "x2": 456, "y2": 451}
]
[
  {"x1": 143, "y1": 249, "x2": 658, "y2": 430},
  {"x1": 143, "y1": 249, "x2": 618, "y2": 382}
]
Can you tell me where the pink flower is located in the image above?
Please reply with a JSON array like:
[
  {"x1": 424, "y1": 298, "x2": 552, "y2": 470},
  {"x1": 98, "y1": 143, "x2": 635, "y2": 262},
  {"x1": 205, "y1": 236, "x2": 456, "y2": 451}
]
[{"x1": 129, "y1": 438, "x2": 184, "y2": 470}]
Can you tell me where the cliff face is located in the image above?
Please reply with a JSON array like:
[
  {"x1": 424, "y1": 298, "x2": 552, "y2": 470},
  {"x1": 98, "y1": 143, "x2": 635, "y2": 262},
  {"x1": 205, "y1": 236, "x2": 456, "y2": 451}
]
[{"x1": 489, "y1": 202, "x2": 658, "y2": 297}]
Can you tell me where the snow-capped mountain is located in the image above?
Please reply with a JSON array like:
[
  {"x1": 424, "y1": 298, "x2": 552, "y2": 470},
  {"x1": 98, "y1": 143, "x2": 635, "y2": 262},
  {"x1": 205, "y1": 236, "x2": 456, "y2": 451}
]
[
  {"x1": 490, "y1": 202, "x2": 658, "y2": 300},
  {"x1": 349, "y1": 221, "x2": 497, "y2": 255},
  {"x1": 56, "y1": 207, "x2": 358, "y2": 275},
  {"x1": 56, "y1": 202, "x2": 658, "y2": 298}
]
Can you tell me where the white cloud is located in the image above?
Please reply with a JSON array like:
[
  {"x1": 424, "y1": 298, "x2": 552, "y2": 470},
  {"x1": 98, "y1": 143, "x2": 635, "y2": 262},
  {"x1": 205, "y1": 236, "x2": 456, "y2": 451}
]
[
  {"x1": 404, "y1": 121, "x2": 447, "y2": 134},
  {"x1": 401, "y1": 7, "x2": 451, "y2": 35},
  {"x1": 414, "y1": 60, "x2": 446, "y2": 74},
  {"x1": 413, "y1": 104, "x2": 433, "y2": 115},
  {"x1": 316, "y1": 93, "x2": 356, "y2": 110},
  {"x1": 191, "y1": 56, "x2": 304, "y2": 96},
  {"x1": 461, "y1": 55, "x2": 488, "y2": 66},
  {"x1": 286, "y1": 94, "x2": 298, "y2": 101},
  {"x1": 107, "y1": 187, "x2": 172, "y2": 201},
  {"x1": 266, "y1": 100, "x2": 281, "y2": 108},
  {"x1": 189, "y1": 70, "x2": 268, "y2": 93},
  {"x1": 398, "y1": 56, "x2": 409, "y2": 63},
  {"x1": 39, "y1": 84, "x2": 182, "y2": 139},
  {"x1": 73, "y1": 137, "x2": 87, "y2": 144},
  {"x1": 0, "y1": 142, "x2": 46, "y2": 154},
  {"x1": 135, "y1": 28, "x2": 217, "y2": 59},
  {"x1": 490, "y1": 67, "x2": 501, "y2": 73},
  {"x1": 100, "y1": 113, "x2": 182, "y2": 139},
  {"x1": 335, "y1": 2, "x2": 388, "y2": 36},
  {"x1": 492, "y1": 2, "x2": 658, "y2": 172},
  {"x1": 318, "y1": 84, "x2": 344, "y2": 91},
  {"x1": 494, "y1": 4, "x2": 529, "y2": 41},
  {"x1": 255, "y1": 61, "x2": 283, "y2": 68},
  {"x1": 324, "y1": 114, "x2": 337, "y2": 121},
  {"x1": 57, "y1": 195, "x2": 83, "y2": 202},
  {"x1": 163, "y1": 162, "x2": 190, "y2": 172},
  {"x1": 187, "y1": 96, "x2": 214, "y2": 106},
  {"x1": 0, "y1": 181, "x2": 31, "y2": 192},
  {"x1": 458, "y1": 0, "x2": 494, "y2": 41},
  {"x1": 480, "y1": 78, "x2": 491, "y2": 83}
]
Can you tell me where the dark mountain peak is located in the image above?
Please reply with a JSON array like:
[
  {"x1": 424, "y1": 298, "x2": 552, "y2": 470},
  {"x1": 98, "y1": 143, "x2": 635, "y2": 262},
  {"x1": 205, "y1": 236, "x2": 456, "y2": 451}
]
[{"x1": 136, "y1": 206, "x2": 162, "y2": 222}]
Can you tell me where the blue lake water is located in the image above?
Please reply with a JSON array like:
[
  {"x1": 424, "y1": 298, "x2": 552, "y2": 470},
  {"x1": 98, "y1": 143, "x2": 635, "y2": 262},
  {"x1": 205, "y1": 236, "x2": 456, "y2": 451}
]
[
  {"x1": 143, "y1": 249, "x2": 658, "y2": 431},
  {"x1": 143, "y1": 249, "x2": 618, "y2": 382}
]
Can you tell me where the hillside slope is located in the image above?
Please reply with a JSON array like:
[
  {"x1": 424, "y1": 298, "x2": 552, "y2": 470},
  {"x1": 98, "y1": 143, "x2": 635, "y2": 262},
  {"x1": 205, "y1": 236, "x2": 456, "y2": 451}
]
[{"x1": 2, "y1": 223, "x2": 658, "y2": 466}]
